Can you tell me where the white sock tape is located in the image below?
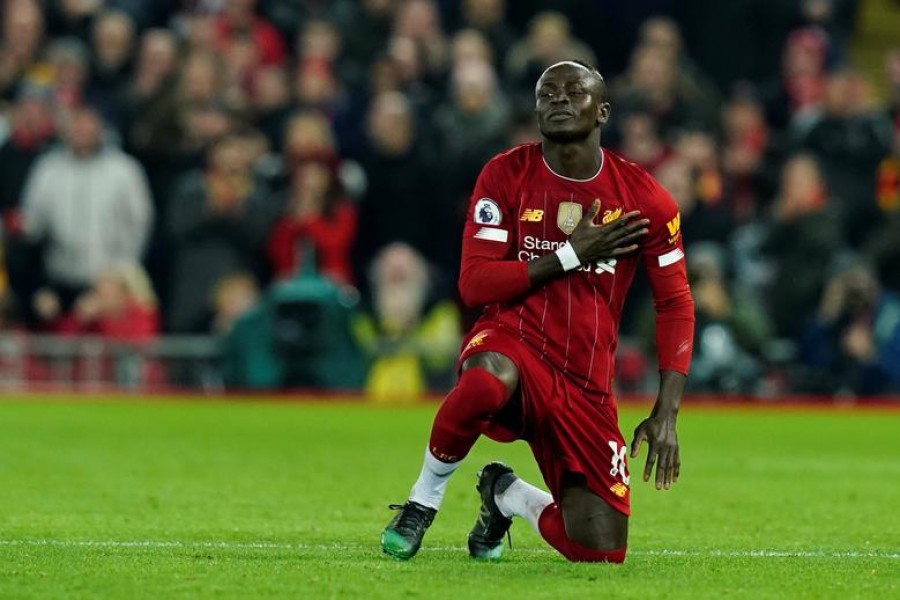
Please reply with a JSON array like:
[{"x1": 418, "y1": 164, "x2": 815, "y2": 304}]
[{"x1": 555, "y1": 242, "x2": 582, "y2": 271}]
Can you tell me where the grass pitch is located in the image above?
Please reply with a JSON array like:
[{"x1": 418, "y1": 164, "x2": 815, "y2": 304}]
[{"x1": 0, "y1": 397, "x2": 898, "y2": 599}]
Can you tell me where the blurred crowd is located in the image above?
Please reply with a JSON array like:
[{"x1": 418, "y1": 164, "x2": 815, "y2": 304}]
[{"x1": 0, "y1": 0, "x2": 898, "y2": 397}]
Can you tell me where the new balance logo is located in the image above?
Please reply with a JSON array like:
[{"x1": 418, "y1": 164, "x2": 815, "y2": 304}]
[{"x1": 520, "y1": 209, "x2": 544, "y2": 222}]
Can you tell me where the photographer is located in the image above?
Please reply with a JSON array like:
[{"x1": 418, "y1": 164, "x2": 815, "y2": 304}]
[{"x1": 799, "y1": 264, "x2": 900, "y2": 395}]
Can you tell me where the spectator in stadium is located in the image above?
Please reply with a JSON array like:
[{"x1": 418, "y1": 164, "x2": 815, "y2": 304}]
[
  {"x1": 450, "y1": 29, "x2": 493, "y2": 71},
  {"x1": 0, "y1": 87, "x2": 56, "y2": 316},
  {"x1": 130, "y1": 50, "x2": 236, "y2": 162},
  {"x1": 354, "y1": 92, "x2": 439, "y2": 280},
  {"x1": 21, "y1": 106, "x2": 153, "y2": 309},
  {"x1": 211, "y1": 271, "x2": 259, "y2": 335},
  {"x1": 762, "y1": 154, "x2": 842, "y2": 340},
  {"x1": 655, "y1": 158, "x2": 732, "y2": 245},
  {"x1": 88, "y1": 10, "x2": 136, "y2": 104},
  {"x1": 673, "y1": 129, "x2": 727, "y2": 214},
  {"x1": 214, "y1": 0, "x2": 287, "y2": 68},
  {"x1": 432, "y1": 59, "x2": 511, "y2": 271},
  {"x1": 435, "y1": 59, "x2": 509, "y2": 166},
  {"x1": 764, "y1": 27, "x2": 830, "y2": 130},
  {"x1": 166, "y1": 132, "x2": 279, "y2": 333},
  {"x1": 267, "y1": 157, "x2": 357, "y2": 285},
  {"x1": 504, "y1": 12, "x2": 595, "y2": 99},
  {"x1": 251, "y1": 65, "x2": 293, "y2": 152},
  {"x1": 721, "y1": 90, "x2": 775, "y2": 224},
  {"x1": 181, "y1": 11, "x2": 217, "y2": 54},
  {"x1": 794, "y1": 69, "x2": 894, "y2": 246},
  {"x1": 0, "y1": 88, "x2": 56, "y2": 219},
  {"x1": 353, "y1": 243, "x2": 460, "y2": 400},
  {"x1": 460, "y1": 0, "x2": 515, "y2": 68},
  {"x1": 615, "y1": 110, "x2": 672, "y2": 173},
  {"x1": 294, "y1": 58, "x2": 342, "y2": 113},
  {"x1": 54, "y1": 262, "x2": 160, "y2": 342},
  {"x1": 383, "y1": 34, "x2": 439, "y2": 116},
  {"x1": 292, "y1": 58, "x2": 356, "y2": 150},
  {"x1": 797, "y1": 0, "x2": 859, "y2": 59},
  {"x1": 123, "y1": 29, "x2": 178, "y2": 109},
  {"x1": 340, "y1": 0, "x2": 396, "y2": 79},
  {"x1": 636, "y1": 16, "x2": 720, "y2": 124},
  {"x1": 0, "y1": 0, "x2": 45, "y2": 101},
  {"x1": 875, "y1": 119, "x2": 900, "y2": 214},
  {"x1": 612, "y1": 45, "x2": 715, "y2": 136},
  {"x1": 799, "y1": 263, "x2": 900, "y2": 395},
  {"x1": 45, "y1": 37, "x2": 92, "y2": 115},
  {"x1": 120, "y1": 29, "x2": 179, "y2": 155},
  {"x1": 887, "y1": 48, "x2": 900, "y2": 122},
  {"x1": 220, "y1": 31, "x2": 261, "y2": 104},
  {"x1": 281, "y1": 109, "x2": 340, "y2": 176},
  {"x1": 367, "y1": 53, "x2": 401, "y2": 101},
  {"x1": 296, "y1": 18, "x2": 360, "y2": 91},
  {"x1": 672, "y1": 243, "x2": 770, "y2": 394},
  {"x1": 393, "y1": 0, "x2": 449, "y2": 81}
]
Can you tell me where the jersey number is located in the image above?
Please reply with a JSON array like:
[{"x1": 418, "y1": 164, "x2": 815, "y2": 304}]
[{"x1": 578, "y1": 258, "x2": 617, "y2": 275}]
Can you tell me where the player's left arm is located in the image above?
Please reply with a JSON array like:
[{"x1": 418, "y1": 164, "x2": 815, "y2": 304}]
[{"x1": 630, "y1": 180, "x2": 695, "y2": 491}]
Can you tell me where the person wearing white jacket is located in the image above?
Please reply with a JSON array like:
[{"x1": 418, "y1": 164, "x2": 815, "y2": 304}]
[{"x1": 21, "y1": 106, "x2": 154, "y2": 307}]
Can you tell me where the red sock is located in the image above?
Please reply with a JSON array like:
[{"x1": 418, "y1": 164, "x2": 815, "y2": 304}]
[
  {"x1": 428, "y1": 368, "x2": 509, "y2": 463},
  {"x1": 537, "y1": 504, "x2": 627, "y2": 563}
]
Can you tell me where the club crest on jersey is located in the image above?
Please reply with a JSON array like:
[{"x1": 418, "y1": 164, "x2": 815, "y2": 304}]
[
  {"x1": 602, "y1": 207, "x2": 622, "y2": 224},
  {"x1": 557, "y1": 202, "x2": 582, "y2": 235},
  {"x1": 474, "y1": 198, "x2": 501, "y2": 225}
]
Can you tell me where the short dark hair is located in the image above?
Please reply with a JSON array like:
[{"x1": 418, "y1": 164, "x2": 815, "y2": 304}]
[{"x1": 536, "y1": 59, "x2": 607, "y2": 101}]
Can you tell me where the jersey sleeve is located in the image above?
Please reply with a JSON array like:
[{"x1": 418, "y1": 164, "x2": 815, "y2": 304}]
[
  {"x1": 457, "y1": 157, "x2": 531, "y2": 307},
  {"x1": 641, "y1": 179, "x2": 695, "y2": 375}
]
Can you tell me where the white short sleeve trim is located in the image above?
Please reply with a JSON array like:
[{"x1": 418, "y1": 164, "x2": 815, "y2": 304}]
[
  {"x1": 473, "y1": 227, "x2": 509, "y2": 243},
  {"x1": 657, "y1": 248, "x2": 685, "y2": 267}
]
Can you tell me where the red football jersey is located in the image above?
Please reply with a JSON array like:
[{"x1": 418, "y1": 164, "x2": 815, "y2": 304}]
[{"x1": 460, "y1": 143, "x2": 694, "y2": 398}]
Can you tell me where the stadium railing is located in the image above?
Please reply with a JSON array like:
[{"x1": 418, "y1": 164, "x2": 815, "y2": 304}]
[{"x1": 0, "y1": 334, "x2": 223, "y2": 392}]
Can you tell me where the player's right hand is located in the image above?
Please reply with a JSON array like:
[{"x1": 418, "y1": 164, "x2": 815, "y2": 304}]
[{"x1": 569, "y1": 200, "x2": 649, "y2": 264}]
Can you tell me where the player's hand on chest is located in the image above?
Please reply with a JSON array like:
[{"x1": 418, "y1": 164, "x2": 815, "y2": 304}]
[{"x1": 515, "y1": 192, "x2": 647, "y2": 272}]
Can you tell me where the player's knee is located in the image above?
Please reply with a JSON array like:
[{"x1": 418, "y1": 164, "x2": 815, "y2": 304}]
[
  {"x1": 564, "y1": 521, "x2": 626, "y2": 553},
  {"x1": 461, "y1": 352, "x2": 519, "y2": 397},
  {"x1": 442, "y1": 361, "x2": 513, "y2": 423},
  {"x1": 560, "y1": 481, "x2": 629, "y2": 551}
]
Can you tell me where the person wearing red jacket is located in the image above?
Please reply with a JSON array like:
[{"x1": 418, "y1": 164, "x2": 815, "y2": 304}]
[
  {"x1": 382, "y1": 61, "x2": 694, "y2": 564},
  {"x1": 267, "y1": 158, "x2": 357, "y2": 285},
  {"x1": 55, "y1": 263, "x2": 159, "y2": 341},
  {"x1": 213, "y1": 0, "x2": 286, "y2": 68}
]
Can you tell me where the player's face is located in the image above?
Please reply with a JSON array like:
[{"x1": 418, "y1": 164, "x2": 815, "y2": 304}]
[{"x1": 535, "y1": 66, "x2": 609, "y2": 143}]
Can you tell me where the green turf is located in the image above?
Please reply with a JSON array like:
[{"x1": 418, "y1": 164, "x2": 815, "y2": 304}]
[{"x1": 0, "y1": 398, "x2": 898, "y2": 599}]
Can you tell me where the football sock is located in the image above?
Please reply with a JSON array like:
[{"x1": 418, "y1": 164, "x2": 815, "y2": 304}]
[
  {"x1": 495, "y1": 477, "x2": 553, "y2": 534},
  {"x1": 408, "y1": 447, "x2": 461, "y2": 510},
  {"x1": 537, "y1": 504, "x2": 627, "y2": 563},
  {"x1": 427, "y1": 367, "x2": 509, "y2": 463}
]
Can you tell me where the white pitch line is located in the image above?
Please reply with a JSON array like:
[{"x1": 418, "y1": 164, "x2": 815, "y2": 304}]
[{"x1": 0, "y1": 539, "x2": 897, "y2": 559}]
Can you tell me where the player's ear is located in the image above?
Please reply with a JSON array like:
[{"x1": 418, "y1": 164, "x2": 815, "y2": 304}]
[{"x1": 597, "y1": 102, "x2": 611, "y2": 125}]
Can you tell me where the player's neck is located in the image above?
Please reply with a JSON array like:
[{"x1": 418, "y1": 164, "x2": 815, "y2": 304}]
[{"x1": 541, "y1": 137, "x2": 603, "y2": 181}]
